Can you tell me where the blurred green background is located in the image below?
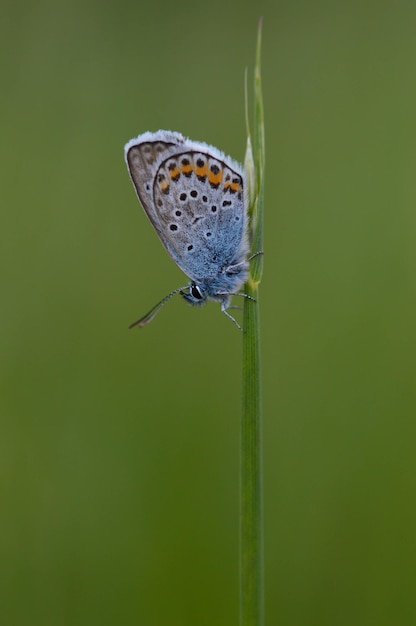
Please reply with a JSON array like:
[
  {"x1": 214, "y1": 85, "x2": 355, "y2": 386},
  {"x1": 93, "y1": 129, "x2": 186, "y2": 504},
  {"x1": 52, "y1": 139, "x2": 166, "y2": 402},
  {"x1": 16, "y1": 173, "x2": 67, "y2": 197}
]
[{"x1": 1, "y1": 0, "x2": 415, "y2": 624}]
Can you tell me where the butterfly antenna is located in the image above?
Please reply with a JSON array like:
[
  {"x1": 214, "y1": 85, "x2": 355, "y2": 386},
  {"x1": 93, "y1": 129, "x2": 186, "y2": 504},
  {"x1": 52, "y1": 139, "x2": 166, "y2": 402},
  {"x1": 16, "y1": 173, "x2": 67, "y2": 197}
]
[{"x1": 129, "y1": 286, "x2": 188, "y2": 329}]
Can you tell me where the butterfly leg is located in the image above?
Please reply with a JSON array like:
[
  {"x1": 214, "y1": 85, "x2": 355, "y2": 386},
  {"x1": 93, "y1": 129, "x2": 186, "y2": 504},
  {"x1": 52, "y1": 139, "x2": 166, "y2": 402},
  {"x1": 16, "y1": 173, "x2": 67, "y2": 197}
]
[
  {"x1": 226, "y1": 251, "x2": 264, "y2": 275},
  {"x1": 247, "y1": 250, "x2": 264, "y2": 262},
  {"x1": 221, "y1": 305, "x2": 244, "y2": 331}
]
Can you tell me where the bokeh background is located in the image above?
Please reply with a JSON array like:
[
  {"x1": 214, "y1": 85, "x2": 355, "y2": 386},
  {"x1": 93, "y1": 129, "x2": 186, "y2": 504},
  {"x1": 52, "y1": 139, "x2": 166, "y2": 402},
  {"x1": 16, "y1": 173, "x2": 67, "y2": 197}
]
[{"x1": 2, "y1": 0, "x2": 415, "y2": 624}]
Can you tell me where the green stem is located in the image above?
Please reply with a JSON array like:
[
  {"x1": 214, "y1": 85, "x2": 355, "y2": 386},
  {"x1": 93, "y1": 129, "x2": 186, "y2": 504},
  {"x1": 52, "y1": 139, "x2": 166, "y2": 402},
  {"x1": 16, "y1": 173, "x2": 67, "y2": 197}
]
[
  {"x1": 241, "y1": 279, "x2": 263, "y2": 626},
  {"x1": 240, "y1": 18, "x2": 265, "y2": 626}
]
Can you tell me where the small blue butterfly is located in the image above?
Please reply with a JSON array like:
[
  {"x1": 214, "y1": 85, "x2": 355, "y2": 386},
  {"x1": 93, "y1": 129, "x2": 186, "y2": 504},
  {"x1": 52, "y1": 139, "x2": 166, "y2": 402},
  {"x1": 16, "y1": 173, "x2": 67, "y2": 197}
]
[{"x1": 125, "y1": 130, "x2": 257, "y2": 330}]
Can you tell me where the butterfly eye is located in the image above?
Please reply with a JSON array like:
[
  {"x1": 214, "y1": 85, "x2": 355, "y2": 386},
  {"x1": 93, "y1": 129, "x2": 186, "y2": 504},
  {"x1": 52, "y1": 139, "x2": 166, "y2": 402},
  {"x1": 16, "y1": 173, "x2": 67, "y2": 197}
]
[{"x1": 191, "y1": 284, "x2": 203, "y2": 300}]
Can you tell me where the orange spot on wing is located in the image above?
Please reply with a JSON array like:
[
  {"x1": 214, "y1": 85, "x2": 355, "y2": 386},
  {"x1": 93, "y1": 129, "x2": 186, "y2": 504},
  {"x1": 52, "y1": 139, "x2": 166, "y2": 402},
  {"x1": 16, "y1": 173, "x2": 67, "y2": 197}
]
[
  {"x1": 159, "y1": 179, "x2": 170, "y2": 191},
  {"x1": 181, "y1": 163, "x2": 193, "y2": 175},
  {"x1": 208, "y1": 168, "x2": 223, "y2": 185},
  {"x1": 169, "y1": 167, "x2": 180, "y2": 179},
  {"x1": 224, "y1": 180, "x2": 241, "y2": 193},
  {"x1": 195, "y1": 162, "x2": 208, "y2": 178}
]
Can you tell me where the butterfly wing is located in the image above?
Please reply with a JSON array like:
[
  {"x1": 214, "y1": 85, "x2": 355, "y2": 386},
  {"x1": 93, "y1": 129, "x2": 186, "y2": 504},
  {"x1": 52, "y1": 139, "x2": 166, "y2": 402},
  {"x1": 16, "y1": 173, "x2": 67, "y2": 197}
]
[
  {"x1": 151, "y1": 148, "x2": 248, "y2": 283},
  {"x1": 125, "y1": 132, "x2": 248, "y2": 283},
  {"x1": 125, "y1": 130, "x2": 186, "y2": 243}
]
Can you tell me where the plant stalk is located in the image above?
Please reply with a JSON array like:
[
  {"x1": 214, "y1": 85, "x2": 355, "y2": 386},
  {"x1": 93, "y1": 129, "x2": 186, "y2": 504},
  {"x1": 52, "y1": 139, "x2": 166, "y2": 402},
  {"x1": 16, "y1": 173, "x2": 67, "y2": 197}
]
[{"x1": 240, "y1": 17, "x2": 265, "y2": 626}]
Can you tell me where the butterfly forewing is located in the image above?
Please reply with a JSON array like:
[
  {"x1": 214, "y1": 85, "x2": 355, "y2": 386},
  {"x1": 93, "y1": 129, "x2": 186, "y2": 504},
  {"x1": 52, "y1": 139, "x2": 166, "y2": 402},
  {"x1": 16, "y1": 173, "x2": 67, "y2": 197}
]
[{"x1": 125, "y1": 132, "x2": 186, "y2": 240}]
